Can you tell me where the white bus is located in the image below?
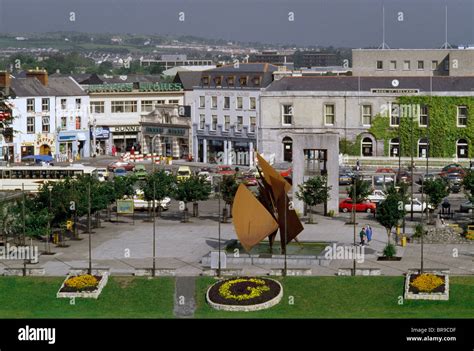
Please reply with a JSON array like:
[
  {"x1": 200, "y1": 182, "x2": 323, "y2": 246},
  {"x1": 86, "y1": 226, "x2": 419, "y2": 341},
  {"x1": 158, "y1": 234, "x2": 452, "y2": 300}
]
[{"x1": 0, "y1": 165, "x2": 97, "y2": 192}]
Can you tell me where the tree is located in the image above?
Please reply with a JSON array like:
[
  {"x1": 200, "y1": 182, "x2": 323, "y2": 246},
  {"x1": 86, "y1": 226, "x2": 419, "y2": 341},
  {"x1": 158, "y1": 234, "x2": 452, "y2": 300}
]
[
  {"x1": 220, "y1": 175, "x2": 239, "y2": 221},
  {"x1": 181, "y1": 175, "x2": 212, "y2": 217},
  {"x1": 295, "y1": 175, "x2": 332, "y2": 223},
  {"x1": 376, "y1": 194, "x2": 406, "y2": 244},
  {"x1": 423, "y1": 178, "x2": 449, "y2": 223},
  {"x1": 462, "y1": 169, "x2": 474, "y2": 203},
  {"x1": 347, "y1": 177, "x2": 371, "y2": 203},
  {"x1": 141, "y1": 171, "x2": 175, "y2": 217},
  {"x1": 173, "y1": 177, "x2": 198, "y2": 222}
]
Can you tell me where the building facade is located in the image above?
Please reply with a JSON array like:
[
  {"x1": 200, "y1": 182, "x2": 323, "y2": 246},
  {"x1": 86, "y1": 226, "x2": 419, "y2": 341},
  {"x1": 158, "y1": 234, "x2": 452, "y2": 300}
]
[{"x1": 191, "y1": 63, "x2": 277, "y2": 166}]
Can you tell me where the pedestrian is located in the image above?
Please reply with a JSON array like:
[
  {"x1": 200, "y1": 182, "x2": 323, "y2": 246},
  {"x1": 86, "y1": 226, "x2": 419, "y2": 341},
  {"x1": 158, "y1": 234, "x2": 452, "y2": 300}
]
[
  {"x1": 366, "y1": 225, "x2": 372, "y2": 243},
  {"x1": 359, "y1": 226, "x2": 366, "y2": 246},
  {"x1": 356, "y1": 159, "x2": 360, "y2": 171},
  {"x1": 112, "y1": 145, "x2": 116, "y2": 156}
]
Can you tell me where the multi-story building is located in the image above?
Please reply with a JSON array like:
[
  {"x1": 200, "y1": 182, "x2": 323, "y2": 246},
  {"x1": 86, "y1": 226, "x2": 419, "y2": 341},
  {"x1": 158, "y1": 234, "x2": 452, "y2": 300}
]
[
  {"x1": 297, "y1": 52, "x2": 339, "y2": 68},
  {"x1": 140, "y1": 55, "x2": 213, "y2": 70},
  {"x1": 352, "y1": 48, "x2": 474, "y2": 77},
  {"x1": 191, "y1": 63, "x2": 278, "y2": 165},
  {"x1": 252, "y1": 50, "x2": 294, "y2": 67},
  {"x1": 1, "y1": 70, "x2": 90, "y2": 162}
]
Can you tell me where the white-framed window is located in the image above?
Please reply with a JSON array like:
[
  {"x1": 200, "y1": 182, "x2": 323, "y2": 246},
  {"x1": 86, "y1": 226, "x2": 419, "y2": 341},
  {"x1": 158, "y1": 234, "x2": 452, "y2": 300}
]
[
  {"x1": 282, "y1": 104, "x2": 293, "y2": 125},
  {"x1": 211, "y1": 96, "x2": 217, "y2": 108},
  {"x1": 361, "y1": 105, "x2": 372, "y2": 126},
  {"x1": 418, "y1": 138, "x2": 429, "y2": 158},
  {"x1": 403, "y1": 60, "x2": 410, "y2": 70},
  {"x1": 417, "y1": 60, "x2": 424, "y2": 70},
  {"x1": 376, "y1": 61, "x2": 383, "y2": 70},
  {"x1": 389, "y1": 61, "x2": 397, "y2": 70},
  {"x1": 60, "y1": 99, "x2": 67, "y2": 110},
  {"x1": 199, "y1": 114, "x2": 205, "y2": 130},
  {"x1": 75, "y1": 98, "x2": 81, "y2": 109},
  {"x1": 236, "y1": 97, "x2": 243, "y2": 109},
  {"x1": 389, "y1": 138, "x2": 400, "y2": 157},
  {"x1": 419, "y1": 105, "x2": 428, "y2": 127},
  {"x1": 324, "y1": 104, "x2": 335, "y2": 125},
  {"x1": 111, "y1": 101, "x2": 137, "y2": 113},
  {"x1": 236, "y1": 116, "x2": 243, "y2": 132},
  {"x1": 211, "y1": 115, "x2": 217, "y2": 131},
  {"x1": 168, "y1": 99, "x2": 179, "y2": 104},
  {"x1": 249, "y1": 97, "x2": 256, "y2": 110},
  {"x1": 224, "y1": 115, "x2": 230, "y2": 131},
  {"x1": 199, "y1": 96, "x2": 205, "y2": 108},
  {"x1": 141, "y1": 100, "x2": 154, "y2": 112},
  {"x1": 431, "y1": 60, "x2": 438, "y2": 70},
  {"x1": 90, "y1": 101, "x2": 105, "y2": 114},
  {"x1": 75, "y1": 116, "x2": 81, "y2": 130},
  {"x1": 390, "y1": 103, "x2": 400, "y2": 126},
  {"x1": 27, "y1": 98, "x2": 35, "y2": 112},
  {"x1": 156, "y1": 100, "x2": 165, "y2": 105},
  {"x1": 42, "y1": 116, "x2": 50, "y2": 133},
  {"x1": 27, "y1": 116, "x2": 35, "y2": 133},
  {"x1": 60, "y1": 116, "x2": 67, "y2": 130},
  {"x1": 457, "y1": 106, "x2": 468, "y2": 127},
  {"x1": 250, "y1": 116, "x2": 256, "y2": 133},
  {"x1": 224, "y1": 96, "x2": 230, "y2": 109},
  {"x1": 42, "y1": 98, "x2": 50, "y2": 112},
  {"x1": 361, "y1": 137, "x2": 374, "y2": 157},
  {"x1": 457, "y1": 139, "x2": 469, "y2": 158}
]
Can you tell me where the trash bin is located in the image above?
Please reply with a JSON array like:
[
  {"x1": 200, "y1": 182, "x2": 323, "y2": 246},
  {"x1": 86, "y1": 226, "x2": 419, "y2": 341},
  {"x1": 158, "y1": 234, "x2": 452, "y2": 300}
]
[{"x1": 401, "y1": 235, "x2": 407, "y2": 247}]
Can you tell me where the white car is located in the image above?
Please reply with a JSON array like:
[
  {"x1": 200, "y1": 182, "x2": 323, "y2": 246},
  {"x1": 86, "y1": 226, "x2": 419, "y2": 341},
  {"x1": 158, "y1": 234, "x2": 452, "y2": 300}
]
[
  {"x1": 197, "y1": 171, "x2": 212, "y2": 183},
  {"x1": 132, "y1": 196, "x2": 171, "y2": 211},
  {"x1": 405, "y1": 198, "x2": 433, "y2": 213},
  {"x1": 367, "y1": 190, "x2": 386, "y2": 203}
]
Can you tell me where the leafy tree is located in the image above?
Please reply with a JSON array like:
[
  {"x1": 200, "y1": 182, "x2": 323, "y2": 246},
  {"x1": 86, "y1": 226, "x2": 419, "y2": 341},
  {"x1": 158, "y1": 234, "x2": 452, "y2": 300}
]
[
  {"x1": 219, "y1": 175, "x2": 239, "y2": 219},
  {"x1": 376, "y1": 194, "x2": 406, "y2": 244},
  {"x1": 178, "y1": 175, "x2": 212, "y2": 217},
  {"x1": 347, "y1": 177, "x2": 371, "y2": 203},
  {"x1": 423, "y1": 178, "x2": 449, "y2": 223},
  {"x1": 295, "y1": 175, "x2": 332, "y2": 223},
  {"x1": 462, "y1": 169, "x2": 474, "y2": 203},
  {"x1": 141, "y1": 171, "x2": 175, "y2": 217}
]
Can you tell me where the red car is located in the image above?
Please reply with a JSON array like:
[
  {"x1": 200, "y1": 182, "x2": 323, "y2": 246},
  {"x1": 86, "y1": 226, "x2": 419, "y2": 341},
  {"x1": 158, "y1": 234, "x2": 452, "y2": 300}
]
[
  {"x1": 376, "y1": 167, "x2": 395, "y2": 174},
  {"x1": 279, "y1": 167, "x2": 292, "y2": 178},
  {"x1": 216, "y1": 165, "x2": 236, "y2": 175},
  {"x1": 339, "y1": 198, "x2": 376, "y2": 213},
  {"x1": 241, "y1": 175, "x2": 258, "y2": 186},
  {"x1": 107, "y1": 161, "x2": 135, "y2": 171},
  {"x1": 439, "y1": 167, "x2": 465, "y2": 178}
]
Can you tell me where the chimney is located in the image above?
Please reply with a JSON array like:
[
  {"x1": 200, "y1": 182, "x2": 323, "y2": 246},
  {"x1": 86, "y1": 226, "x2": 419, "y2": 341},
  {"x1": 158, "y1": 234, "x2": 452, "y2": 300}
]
[
  {"x1": 0, "y1": 71, "x2": 11, "y2": 96},
  {"x1": 26, "y1": 68, "x2": 48, "y2": 86}
]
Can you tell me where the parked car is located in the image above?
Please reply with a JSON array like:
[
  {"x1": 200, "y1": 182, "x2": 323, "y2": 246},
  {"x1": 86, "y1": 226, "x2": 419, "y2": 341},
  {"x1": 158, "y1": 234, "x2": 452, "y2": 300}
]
[
  {"x1": 395, "y1": 171, "x2": 412, "y2": 184},
  {"x1": 199, "y1": 167, "x2": 213, "y2": 173},
  {"x1": 405, "y1": 198, "x2": 433, "y2": 213},
  {"x1": 246, "y1": 167, "x2": 260, "y2": 178},
  {"x1": 442, "y1": 163, "x2": 462, "y2": 172},
  {"x1": 440, "y1": 167, "x2": 466, "y2": 178},
  {"x1": 367, "y1": 190, "x2": 386, "y2": 203},
  {"x1": 216, "y1": 165, "x2": 235, "y2": 176},
  {"x1": 113, "y1": 167, "x2": 128, "y2": 177},
  {"x1": 339, "y1": 198, "x2": 376, "y2": 213},
  {"x1": 94, "y1": 168, "x2": 109, "y2": 180},
  {"x1": 374, "y1": 175, "x2": 394, "y2": 185},
  {"x1": 339, "y1": 167, "x2": 355, "y2": 178},
  {"x1": 417, "y1": 172, "x2": 438, "y2": 184},
  {"x1": 339, "y1": 173, "x2": 353, "y2": 185},
  {"x1": 376, "y1": 167, "x2": 395, "y2": 174},
  {"x1": 125, "y1": 190, "x2": 171, "y2": 211},
  {"x1": 134, "y1": 164, "x2": 148, "y2": 180},
  {"x1": 107, "y1": 161, "x2": 135, "y2": 171},
  {"x1": 241, "y1": 175, "x2": 258, "y2": 187},
  {"x1": 197, "y1": 171, "x2": 212, "y2": 183},
  {"x1": 177, "y1": 166, "x2": 192, "y2": 181},
  {"x1": 279, "y1": 167, "x2": 292, "y2": 178},
  {"x1": 459, "y1": 201, "x2": 474, "y2": 213}
]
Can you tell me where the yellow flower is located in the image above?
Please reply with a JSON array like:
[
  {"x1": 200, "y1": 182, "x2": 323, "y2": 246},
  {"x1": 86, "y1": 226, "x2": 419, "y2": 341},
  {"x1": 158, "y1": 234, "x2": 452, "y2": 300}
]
[
  {"x1": 218, "y1": 278, "x2": 270, "y2": 301},
  {"x1": 410, "y1": 273, "x2": 444, "y2": 292},
  {"x1": 64, "y1": 274, "x2": 98, "y2": 291}
]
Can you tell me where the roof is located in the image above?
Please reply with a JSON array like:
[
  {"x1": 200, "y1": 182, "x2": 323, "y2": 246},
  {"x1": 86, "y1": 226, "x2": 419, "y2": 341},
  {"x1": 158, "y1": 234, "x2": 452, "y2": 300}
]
[
  {"x1": 265, "y1": 76, "x2": 474, "y2": 92},
  {"x1": 174, "y1": 71, "x2": 203, "y2": 90},
  {"x1": 208, "y1": 63, "x2": 278, "y2": 73},
  {"x1": 9, "y1": 76, "x2": 87, "y2": 97},
  {"x1": 99, "y1": 74, "x2": 161, "y2": 84},
  {"x1": 47, "y1": 77, "x2": 87, "y2": 96}
]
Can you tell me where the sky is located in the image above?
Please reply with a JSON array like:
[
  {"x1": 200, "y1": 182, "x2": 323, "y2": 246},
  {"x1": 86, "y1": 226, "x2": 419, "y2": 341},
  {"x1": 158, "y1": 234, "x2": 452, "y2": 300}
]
[{"x1": 0, "y1": 0, "x2": 473, "y2": 48}]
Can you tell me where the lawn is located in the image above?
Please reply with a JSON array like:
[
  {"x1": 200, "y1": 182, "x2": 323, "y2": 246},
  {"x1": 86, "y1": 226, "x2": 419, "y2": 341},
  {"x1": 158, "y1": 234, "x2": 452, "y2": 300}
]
[
  {"x1": 194, "y1": 276, "x2": 474, "y2": 318},
  {"x1": 0, "y1": 276, "x2": 174, "y2": 318}
]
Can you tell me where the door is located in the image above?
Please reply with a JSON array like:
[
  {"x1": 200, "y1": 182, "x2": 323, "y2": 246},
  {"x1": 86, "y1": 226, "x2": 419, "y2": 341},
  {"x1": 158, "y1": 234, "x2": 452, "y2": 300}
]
[{"x1": 39, "y1": 144, "x2": 51, "y2": 155}]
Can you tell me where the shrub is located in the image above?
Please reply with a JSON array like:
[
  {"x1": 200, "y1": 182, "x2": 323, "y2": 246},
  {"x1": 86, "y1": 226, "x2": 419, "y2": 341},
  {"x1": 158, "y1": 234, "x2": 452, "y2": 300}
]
[{"x1": 383, "y1": 243, "x2": 397, "y2": 258}]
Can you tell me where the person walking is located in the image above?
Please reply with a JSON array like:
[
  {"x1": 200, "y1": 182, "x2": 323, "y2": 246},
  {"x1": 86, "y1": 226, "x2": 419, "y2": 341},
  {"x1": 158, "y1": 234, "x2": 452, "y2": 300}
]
[
  {"x1": 359, "y1": 227, "x2": 366, "y2": 246},
  {"x1": 365, "y1": 225, "x2": 372, "y2": 244}
]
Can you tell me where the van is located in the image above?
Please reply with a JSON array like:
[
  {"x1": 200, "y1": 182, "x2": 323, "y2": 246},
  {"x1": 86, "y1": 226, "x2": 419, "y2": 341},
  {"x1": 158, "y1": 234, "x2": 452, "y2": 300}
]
[{"x1": 176, "y1": 166, "x2": 192, "y2": 181}]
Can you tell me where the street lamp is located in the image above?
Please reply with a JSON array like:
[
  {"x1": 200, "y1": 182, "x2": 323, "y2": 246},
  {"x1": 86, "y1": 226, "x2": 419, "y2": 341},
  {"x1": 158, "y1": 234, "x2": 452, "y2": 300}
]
[
  {"x1": 47, "y1": 184, "x2": 53, "y2": 254},
  {"x1": 352, "y1": 172, "x2": 358, "y2": 276},
  {"x1": 217, "y1": 180, "x2": 222, "y2": 277},
  {"x1": 151, "y1": 134, "x2": 161, "y2": 277},
  {"x1": 87, "y1": 179, "x2": 92, "y2": 274}
]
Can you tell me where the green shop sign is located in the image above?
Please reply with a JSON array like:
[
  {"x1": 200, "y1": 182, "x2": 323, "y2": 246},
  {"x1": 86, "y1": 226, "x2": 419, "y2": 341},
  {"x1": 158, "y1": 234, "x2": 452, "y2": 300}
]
[
  {"x1": 88, "y1": 83, "x2": 133, "y2": 93},
  {"x1": 139, "y1": 82, "x2": 183, "y2": 92},
  {"x1": 145, "y1": 126, "x2": 187, "y2": 137}
]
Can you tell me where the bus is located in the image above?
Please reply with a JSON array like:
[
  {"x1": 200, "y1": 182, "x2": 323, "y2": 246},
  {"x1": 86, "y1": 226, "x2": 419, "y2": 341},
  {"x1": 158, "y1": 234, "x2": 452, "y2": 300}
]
[{"x1": 0, "y1": 165, "x2": 97, "y2": 192}]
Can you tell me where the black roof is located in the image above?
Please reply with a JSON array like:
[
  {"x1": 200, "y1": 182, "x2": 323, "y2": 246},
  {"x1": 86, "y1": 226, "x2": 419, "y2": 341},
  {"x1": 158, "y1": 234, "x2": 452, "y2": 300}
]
[
  {"x1": 265, "y1": 76, "x2": 474, "y2": 92},
  {"x1": 173, "y1": 71, "x2": 202, "y2": 90}
]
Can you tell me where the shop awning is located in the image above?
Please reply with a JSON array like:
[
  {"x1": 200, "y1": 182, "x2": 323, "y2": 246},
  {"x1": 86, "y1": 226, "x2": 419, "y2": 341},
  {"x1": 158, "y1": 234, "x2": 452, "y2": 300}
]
[{"x1": 77, "y1": 133, "x2": 87, "y2": 141}]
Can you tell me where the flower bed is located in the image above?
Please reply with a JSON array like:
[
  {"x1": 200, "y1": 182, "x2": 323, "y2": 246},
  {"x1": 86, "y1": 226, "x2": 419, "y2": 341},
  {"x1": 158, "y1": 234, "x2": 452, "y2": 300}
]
[
  {"x1": 404, "y1": 272, "x2": 449, "y2": 301},
  {"x1": 206, "y1": 277, "x2": 283, "y2": 312},
  {"x1": 57, "y1": 272, "x2": 108, "y2": 299}
]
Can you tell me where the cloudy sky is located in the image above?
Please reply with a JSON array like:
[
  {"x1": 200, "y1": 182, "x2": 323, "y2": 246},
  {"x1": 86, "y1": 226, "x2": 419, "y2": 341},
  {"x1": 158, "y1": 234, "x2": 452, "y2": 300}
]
[{"x1": 0, "y1": 0, "x2": 473, "y2": 48}]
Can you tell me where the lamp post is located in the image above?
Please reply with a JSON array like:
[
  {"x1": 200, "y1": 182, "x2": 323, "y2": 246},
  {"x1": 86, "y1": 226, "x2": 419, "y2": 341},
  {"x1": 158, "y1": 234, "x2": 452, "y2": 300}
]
[
  {"x1": 47, "y1": 184, "x2": 53, "y2": 254},
  {"x1": 87, "y1": 179, "x2": 92, "y2": 274},
  {"x1": 150, "y1": 134, "x2": 160, "y2": 277},
  {"x1": 352, "y1": 172, "x2": 357, "y2": 276},
  {"x1": 217, "y1": 180, "x2": 221, "y2": 277}
]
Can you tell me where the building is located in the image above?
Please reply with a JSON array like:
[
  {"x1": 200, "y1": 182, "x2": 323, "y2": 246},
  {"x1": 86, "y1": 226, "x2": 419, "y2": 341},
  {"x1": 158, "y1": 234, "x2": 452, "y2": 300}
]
[
  {"x1": 252, "y1": 50, "x2": 294, "y2": 67},
  {"x1": 260, "y1": 76, "x2": 474, "y2": 163},
  {"x1": 1, "y1": 70, "x2": 90, "y2": 163},
  {"x1": 140, "y1": 55, "x2": 213, "y2": 70},
  {"x1": 191, "y1": 63, "x2": 278, "y2": 166},
  {"x1": 352, "y1": 48, "x2": 474, "y2": 77},
  {"x1": 297, "y1": 52, "x2": 339, "y2": 68}
]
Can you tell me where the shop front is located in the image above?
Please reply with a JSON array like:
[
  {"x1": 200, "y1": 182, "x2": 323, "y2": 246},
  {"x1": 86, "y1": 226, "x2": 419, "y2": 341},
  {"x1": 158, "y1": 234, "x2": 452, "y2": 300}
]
[
  {"x1": 20, "y1": 143, "x2": 35, "y2": 159},
  {"x1": 90, "y1": 127, "x2": 111, "y2": 156},
  {"x1": 57, "y1": 131, "x2": 90, "y2": 161},
  {"x1": 35, "y1": 135, "x2": 56, "y2": 158},
  {"x1": 141, "y1": 125, "x2": 190, "y2": 159},
  {"x1": 110, "y1": 125, "x2": 140, "y2": 153}
]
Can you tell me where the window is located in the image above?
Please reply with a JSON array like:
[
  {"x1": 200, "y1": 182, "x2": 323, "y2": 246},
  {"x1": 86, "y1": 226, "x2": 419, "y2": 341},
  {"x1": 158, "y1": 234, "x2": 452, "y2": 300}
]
[
  {"x1": 376, "y1": 61, "x2": 383, "y2": 70},
  {"x1": 27, "y1": 99, "x2": 35, "y2": 112},
  {"x1": 42, "y1": 116, "x2": 50, "y2": 133},
  {"x1": 457, "y1": 106, "x2": 468, "y2": 127},
  {"x1": 211, "y1": 115, "x2": 217, "y2": 131},
  {"x1": 239, "y1": 76, "x2": 248, "y2": 86},
  {"x1": 389, "y1": 61, "x2": 397, "y2": 70},
  {"x1": 250, "y1": 116, "x2": 256, "y2": 133},
  {"x1": 282, "y1": 104, "x2": 293, "y2": 125},
  {"x1": 214, "y1": 76, "x2": 222, "y2": 86},
  {"x1": 324, "y1": 104, "x2": 335, "y2": 125},
  {"x1": 75, "y1": 116, "x2": 81, "y2": 130},
  {"x1": 419, "y1": 105, "x2": 428, "y2": 127},
  {"x1": 361, "y1": 137, "x2": 373, "y2": 157},
  {"x1": 224, "y1": 96, "x2": 230, "y2": 109},
  {"x1": 403, "y1": 60, "x2": 410, "y2": 70},
  {"x1": 141, "y1": 100, "x2": 154, "y2": 112},
  {"x1": 252, "y1": 76, "x2": 261, "y2": 85},
  {"x1": 168, "y1": 99, "x2": 179, "y2": 104},
  {"x1": 457, "y1": 139, "x2": 469, "y2": 158},
  {"x1": 60, "y1": 116, "x2": 67, "y2": 130},
  {"x1": 199, "y1": 96, "x2": 205, "y2": 108},
  {"x1": 362, "y1": 105, "x2": 372, "y2": 125},
  {"x1": 236, "y1": 116, "x2": 243, "y2": 132},
  {"x1": 389, "y1": 138, "x2": 400, "y2": 157},
  {"x1": 417, "y1": 60, "x2": 424, "y2": 70},
  {"x1": 224, "y1": 115, "x2": 230, "y2": 131},
  {"x1": 227, "y1": 76, "x2": 235, "y2": 86},
  {"x1": 75, "y1": 98, "x2": 81, "y2": 109},
  {"x1": 90, "y1": 101, "x2": 105, "y2": 114},
  {"x1": 42, "y1": 98, "x2": 50, "y2": 112},
  {"x1": 27, "y1": 117, "x2": 35, "y2": 133},
  {"x1": 61, "y1": 99, "x2": 67, "y2": 110},
  {"x1": 211, "y1": 96, "x2": 217, "y2": 108},
  {"x1": 250, "y1": 97, "x2": 256, "y2": 110},
  {"x1": 431, "y1": 60, "x2": 438, "y2": 70},
  {"x1": 418, "y1": 138, "x2": 429, "y2": 158},
  {"x1": 236, "y1": 97, "x2": 243, "y2": 109},
  {"x1": 199, "y1": 114, "x2": 205, "y2": 129},
  {"x1": 202, "y1": 76, "x2": 210, "y2": 86},
  {"x1": 444, "y1": 60, "x2": 449, "y2": 71},
  {"x1": 390, "y1": 103, "x2": 400, "y2": 126},
  {"x1": 283, "y1": 137, "x2": 293, "y2": 162},
  {"x1": 111, "y1": 101, "x2": 137, "y2": 113},
  {"x1": 156, "y1": 100, "x2": 165, "y2": 105}
]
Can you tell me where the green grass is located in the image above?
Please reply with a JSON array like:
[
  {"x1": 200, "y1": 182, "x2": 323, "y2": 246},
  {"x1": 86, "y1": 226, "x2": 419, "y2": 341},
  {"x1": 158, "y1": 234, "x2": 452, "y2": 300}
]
[
  {"x1": 195, "y1": 276, "x2": 474, "y2": 318},
  {"x1": 0, "y1": 276, "x2": 175, "y2": 318},
  {"x1": 225, "y1": 240, "x2": 329, "y2": 256}
]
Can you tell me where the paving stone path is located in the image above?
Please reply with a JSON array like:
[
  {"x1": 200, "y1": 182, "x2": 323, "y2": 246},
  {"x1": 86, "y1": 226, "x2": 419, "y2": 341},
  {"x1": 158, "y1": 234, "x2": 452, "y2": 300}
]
[{"x1": 173, "y1": 276, "x2": 196, "y2": 318}]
